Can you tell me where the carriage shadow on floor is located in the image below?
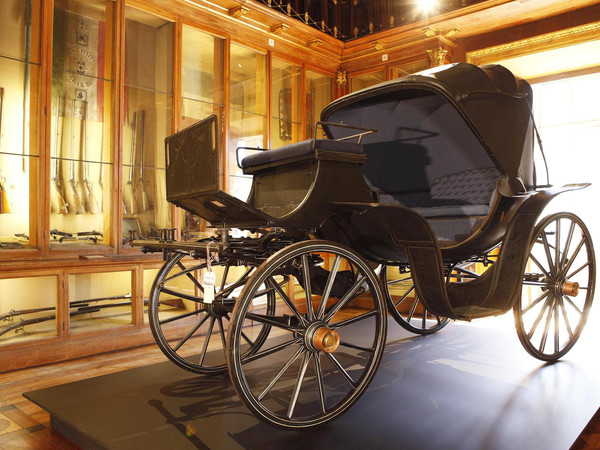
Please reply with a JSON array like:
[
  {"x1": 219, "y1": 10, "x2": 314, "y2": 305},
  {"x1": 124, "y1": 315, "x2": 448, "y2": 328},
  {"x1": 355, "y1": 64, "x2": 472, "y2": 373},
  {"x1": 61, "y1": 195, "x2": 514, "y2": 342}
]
[{"x1": 24, "y1": 314, "x2": 600, "y2": 450}]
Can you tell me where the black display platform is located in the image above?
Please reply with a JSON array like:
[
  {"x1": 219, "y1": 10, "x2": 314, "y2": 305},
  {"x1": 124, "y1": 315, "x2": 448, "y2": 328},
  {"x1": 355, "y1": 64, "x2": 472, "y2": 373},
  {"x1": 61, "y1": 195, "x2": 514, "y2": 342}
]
[{"x1": 25, "y1": 313, "x2": 600, "y2": 450}]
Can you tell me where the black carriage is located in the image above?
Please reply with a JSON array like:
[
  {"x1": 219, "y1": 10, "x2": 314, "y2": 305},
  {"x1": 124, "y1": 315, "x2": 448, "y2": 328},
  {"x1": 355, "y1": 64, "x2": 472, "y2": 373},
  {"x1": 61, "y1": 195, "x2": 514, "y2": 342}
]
[{"x1": 139, "y1": 63, "x2": 595, "y2": 429}]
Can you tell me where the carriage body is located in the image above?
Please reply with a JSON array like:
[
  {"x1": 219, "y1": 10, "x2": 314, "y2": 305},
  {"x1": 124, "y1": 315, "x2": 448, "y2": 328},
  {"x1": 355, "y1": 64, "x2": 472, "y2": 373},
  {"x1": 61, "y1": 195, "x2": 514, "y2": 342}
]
[{"x1": 146, "y1": 63, "x2": 595, "y2": 429}]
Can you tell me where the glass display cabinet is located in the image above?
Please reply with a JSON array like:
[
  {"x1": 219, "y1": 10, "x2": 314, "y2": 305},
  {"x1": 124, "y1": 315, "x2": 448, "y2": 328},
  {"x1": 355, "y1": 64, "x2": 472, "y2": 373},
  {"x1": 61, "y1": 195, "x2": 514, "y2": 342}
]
[
  {"x1": 50, "y1": 0, "x2": 115, "y2": 249},
  {"x1": 305, "y1": 69, "x2": 333, "y2": 139},
  {"x1": 0, "y1": 0, "x2": 42, "y2": 251},
  {"x1": 179, "y1": 26, "x2": 225, "y2": 240},
  {"x1": 270, "y1": 58, "x2": 301, "y2": 148},
  {"x1": 122, "y1": 6, "x2": 173, "y2": 243},
  {"x1": 0, "y1": 274, "x2": 58, "y2": 344},
  {"x1": 350, "y1": 69, "x2": 385, "y2": 92},
  {"x1": 228, "y1": 43, "x2": 267, "y2": 201}
]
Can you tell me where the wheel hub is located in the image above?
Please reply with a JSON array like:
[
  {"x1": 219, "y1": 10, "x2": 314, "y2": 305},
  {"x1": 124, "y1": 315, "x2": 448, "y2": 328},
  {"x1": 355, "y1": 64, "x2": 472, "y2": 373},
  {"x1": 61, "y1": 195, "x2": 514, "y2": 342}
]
[
  {"x1": 305, "y1": 322, "x2": 340, "y2": 353},
  {"x1": 561, "y1": 280, "x2": 579, "y2": 297}
]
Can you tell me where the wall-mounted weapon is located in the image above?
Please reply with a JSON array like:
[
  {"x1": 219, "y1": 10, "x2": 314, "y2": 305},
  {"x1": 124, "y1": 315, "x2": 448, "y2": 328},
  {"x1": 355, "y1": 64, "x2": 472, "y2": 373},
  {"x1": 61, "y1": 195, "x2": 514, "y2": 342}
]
[
  {"x1": 136, "y1": 110, "x2": 153, "y2": 211},
  {"x1": 0, "y1": 87, "x2": 12, "y2": 214},
  {"x1": 69, "y1": 99, "x2": 85, "y2": 214},
  {"x1": 81, "y1": 101, "x2": 101, "y2": 214},
  {"x1": 50, "y1": 228, "x2": 103, "y2": 244},
  {"x1": 124, "y1": 111, "x2": 139, "y2": 215},
  {"x1": 51, "y1": 96, "x2": 68, "y2": 214},
  {"x1": 0, "y1": 293, "x2": 139, "y2": 338},
  {"x1": 22, "y1": 0, "x2": 32, "y2": 172},
  {"x1": 0, "y1": 292, "x2": 131, "y2": 323}
]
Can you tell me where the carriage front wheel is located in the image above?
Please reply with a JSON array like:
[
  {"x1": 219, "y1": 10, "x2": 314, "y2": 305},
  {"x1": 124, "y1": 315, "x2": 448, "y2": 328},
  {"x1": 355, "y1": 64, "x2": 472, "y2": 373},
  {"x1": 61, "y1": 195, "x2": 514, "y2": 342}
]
[
  {"x1": 148, "y1": 251, "x2": 273, "y2": 374},
  {"x1": 227, "y1": 240, "x2": 387, "y2": 429},
  {"x1": 515, "y1": 212, "x2": 595, "y2": 362}
]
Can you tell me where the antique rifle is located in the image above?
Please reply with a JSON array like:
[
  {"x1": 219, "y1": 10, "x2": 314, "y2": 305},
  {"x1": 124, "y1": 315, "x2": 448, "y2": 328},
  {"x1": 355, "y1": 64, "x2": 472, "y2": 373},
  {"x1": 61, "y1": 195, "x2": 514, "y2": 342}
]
[
  {"x1": 136, "y1": 110, "x2": 152, "y2": 211},
  {"x1": 124, "y1": 111, "x2": 139, "y2": 215},
  {"x1": 22, "y1": 0, "x2": 32, "y2": 172},
  {"x1": 0, "y1": 308, "x2": 100, "y2": 338},
  {"x1": 69, "y1": 99, "x2": 85, "y2": 214},
  {"x1": 0, "y1": 87, "x2": 12, "y2": 214},
  {"x1": 0, "y1": 292, "x2": 132, "y2": 323},
  {"x1": 51, "y1": 96, "x2": 68, "y2": 214},
  {"x1": 81, "y1": 101, "x2": 101, "y2": 214}
]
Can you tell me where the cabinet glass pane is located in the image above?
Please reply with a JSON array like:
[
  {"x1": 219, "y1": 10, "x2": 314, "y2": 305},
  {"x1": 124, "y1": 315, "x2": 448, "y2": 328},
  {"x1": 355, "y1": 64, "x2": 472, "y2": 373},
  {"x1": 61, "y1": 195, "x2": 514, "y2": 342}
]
[
  {"x1": 123, "y1": 8, "x2": 173, "y2": 242},
  {"x1": 0, "y1": 275, "x2": 58, "y2": 344},
  {"x1": 390, "y1": 60, "x2": 427, "y2": 79},
  {"x1": 0, "y1": 1, "x2": 42, "y2": 249},
  {"x1": 271, "y1": 58, "x2": 301, "y2": 147},
  {"x1": 50, "y1": 0, "x2": 114, "y2": 248},
  {"x1": 350, "y1": 70, "x2": 384, "y2": 93},
  {"x1": 68, "y1": 270, "x2": 133, "y2": 332},
  {"x1": 229, "y1": 44, "x2": 266, "y2": 199},
  {"x1": 306, "y1": 70, "x2": 332, "y2": 139},
  {"x1": 180, "y1": 27, "x2": 224, "y2": 238}
]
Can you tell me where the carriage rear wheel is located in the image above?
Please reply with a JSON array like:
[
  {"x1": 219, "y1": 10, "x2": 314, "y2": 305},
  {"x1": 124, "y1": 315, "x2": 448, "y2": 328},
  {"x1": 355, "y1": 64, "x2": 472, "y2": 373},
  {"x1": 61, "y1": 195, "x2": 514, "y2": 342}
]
[
  {"x1": 148, "y1": 252, "x2": 273, "y2": 374},
  {"x1": 514, "y1": 213, "x2": 595, "y2": 362},
  {"x1": 227, "y1": 240, "x2": 387, "y2": 429},
  {"x1": 382, "y1": 265, "x2": 449, "y2": 335}
]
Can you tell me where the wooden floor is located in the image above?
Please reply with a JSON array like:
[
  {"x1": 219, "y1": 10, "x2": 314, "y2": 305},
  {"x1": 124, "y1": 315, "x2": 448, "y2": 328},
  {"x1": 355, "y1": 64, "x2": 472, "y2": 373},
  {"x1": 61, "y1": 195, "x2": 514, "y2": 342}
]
[{"x1": 1, "y1": 341, "x2": 599, "y2": 449}]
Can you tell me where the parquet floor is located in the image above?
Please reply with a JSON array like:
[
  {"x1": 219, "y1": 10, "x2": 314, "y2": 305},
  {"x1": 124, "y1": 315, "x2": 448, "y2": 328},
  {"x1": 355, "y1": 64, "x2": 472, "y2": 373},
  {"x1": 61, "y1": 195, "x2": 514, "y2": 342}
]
[{"x1": 0, "y1": 342, "x2": 599, "y2": 449}]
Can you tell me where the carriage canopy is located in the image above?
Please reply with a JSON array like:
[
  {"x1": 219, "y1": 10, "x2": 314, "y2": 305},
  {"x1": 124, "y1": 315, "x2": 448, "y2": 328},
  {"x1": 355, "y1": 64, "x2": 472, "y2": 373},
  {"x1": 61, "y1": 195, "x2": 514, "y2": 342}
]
[{"x1": 321, "y1": 63, "x2": 536, "y2": 194}]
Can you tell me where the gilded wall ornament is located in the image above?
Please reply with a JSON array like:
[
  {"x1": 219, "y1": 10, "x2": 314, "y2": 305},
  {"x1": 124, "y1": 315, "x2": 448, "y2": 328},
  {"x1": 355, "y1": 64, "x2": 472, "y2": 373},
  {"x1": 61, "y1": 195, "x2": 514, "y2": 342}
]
[{"x1": 427, "y1": 47, "x2": 448, "y2": 67}]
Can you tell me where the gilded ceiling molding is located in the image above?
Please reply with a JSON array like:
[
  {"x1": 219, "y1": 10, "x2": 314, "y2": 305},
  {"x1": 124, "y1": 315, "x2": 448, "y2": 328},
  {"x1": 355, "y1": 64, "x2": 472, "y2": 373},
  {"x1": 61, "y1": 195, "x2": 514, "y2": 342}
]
[
  {"x1": 306, "y1": 39, "x2": 323, "y2": 48},
  {"x1": 229, "y1": 5, "x2": 249, "y2": 18},
  {"x1": 336, "y1": 70, "x2": 347, "y2": 86},
  {"x1": 372, "y1": 41, "x2": 384, "y2": 51},
  {"x1": 422, "y1": 26, "x2": 460, "y2": 39},
  {"x1": 467, "y1": 21, "x2": 600, "y2": 65},
  {"x1": 270, "y1": 23, "x2": 290, "y2": 34},
  {"x1": 427, "y1": 47, "x2": 448, "y2": 67}
]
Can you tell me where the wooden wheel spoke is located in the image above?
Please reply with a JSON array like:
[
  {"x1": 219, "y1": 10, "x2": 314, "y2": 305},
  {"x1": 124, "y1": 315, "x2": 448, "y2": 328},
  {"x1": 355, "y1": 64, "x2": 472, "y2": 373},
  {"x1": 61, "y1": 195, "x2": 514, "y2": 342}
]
[
  {"x1": 324, "y1": 274, "x2": 367, "y2": 322},
  {"x1": 522, "y1": 290, "x2": 550, "y2": 315},
  {"x1": 561, "y1": 237, "x2": 586, "y2": 277},
  {"x1": 526, "y1": 295, "x2": 552, "y2": 340},
  {"x1": 553, "y1": 298, "x2": 560, "y2": 353},
  {"x1": 159, "y1": 286, "x2": 203, "y2": 303},
  {"x1": 324, "y1": 352, "x2": 357, "y2": 389},
  {"x1": 563, "y1": 295, "x2": 583, "y2": 316},
  {"x1": 198, "y1": 317, "x2": 216, "y2": 366},
  {"x1": 244, "y1": 311, "x2": 301, "y2": 332},
  {"x1": 406, "y1": 297, "x2": 419, "y2": 322},
  {"x1": 339, "y1": 340, "x2": 375, "y2": 353},
  {"x1": 301, "y1": 254, "x2": 314, "y2": 322},
  {"x1": 540, "y1": 231, "x2": 556, "y2": 275},
  {"x1": 159, "y1": 308, "x2": 204, "y2": 326},
  {"x1": 176, "y1": 261, "x2": 205, "y2": 293},
  {"x1": 560, "y1": 221, "x2": 576, "y2": 268},
  {"x1": 394, "y1": 286, "x2": 415, "y2": 309},
  {"x1": 314, "y1": 354, "x2": 327, "y2": 414},
  {"x1": 317, "y1": 255, "x2": 342, "y2": 320},
  {"x1": 267, "y1": 276, "x2": 307, "y2": 326},
  {"x1": 287, "y1": 351, "x2": 311, "y2": 419},
  {"x1": 567, "y1": 260, "x2": 590, "y2": 280},
  {"x1": 330, "y1": 310, "x2": 377, "y2": 328},
  {"x1": 258, "y1": 346, "x2": 304, "y2": 401},
  {"x1": 242, "y1": 337, "x2": 304, "y2": 364},
  {"x1": 529, "y1": 254, "x2": 552, "y2": 280},
  {"x1": 538, "y1": 297, "x2": 554, "y2": 353},
  {"x1": 558, "y1": 297, "x2": 574, "y2": 340},
  {"x1": 217, "y1": 316, "x2": 227, "y2": 350},
  {"x1": 172, "y1": 312, "x2": 209, "y2": 351}
]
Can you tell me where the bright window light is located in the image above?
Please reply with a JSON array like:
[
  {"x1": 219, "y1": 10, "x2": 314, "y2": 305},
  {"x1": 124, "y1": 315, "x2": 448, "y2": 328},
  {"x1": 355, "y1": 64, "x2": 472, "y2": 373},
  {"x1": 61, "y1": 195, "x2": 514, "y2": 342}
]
[{"x1": 418, "y1": 0, "x2": 436, "y2": 12}]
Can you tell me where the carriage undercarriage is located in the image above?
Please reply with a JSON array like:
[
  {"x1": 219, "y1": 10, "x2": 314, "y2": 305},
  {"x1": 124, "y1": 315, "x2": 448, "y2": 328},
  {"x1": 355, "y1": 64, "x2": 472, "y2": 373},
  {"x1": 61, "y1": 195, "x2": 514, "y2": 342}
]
[{"x1": 137, "y1": 63, "x2": 596, "y2": 429}]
